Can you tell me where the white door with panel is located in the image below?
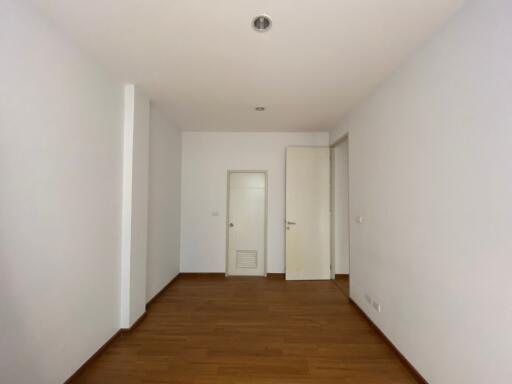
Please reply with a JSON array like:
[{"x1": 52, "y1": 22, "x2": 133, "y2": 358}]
[
  {"x1": 286, "y1": 147, "x2": 330, "y2": 280},
  {"x1": 227, "y1": 172, "x2": 266, "y2": 276}
]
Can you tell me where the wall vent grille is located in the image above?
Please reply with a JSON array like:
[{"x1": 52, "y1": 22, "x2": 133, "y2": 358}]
[{"x1": 236, "y1": 250, "x2": 258, "y2": 269}]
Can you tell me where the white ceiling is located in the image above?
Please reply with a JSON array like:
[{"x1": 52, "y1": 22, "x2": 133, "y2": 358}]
[{"x1": 31, "y1": 0, "x2": 464, "y2": 131}]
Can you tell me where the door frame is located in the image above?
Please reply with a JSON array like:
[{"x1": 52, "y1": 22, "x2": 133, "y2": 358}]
[
  {"x1": 329, "y1": 134, "x2": 351, "y2": 280},
  {"x1": 225, "y1": 170, "x2": 268, "y2": 277}
]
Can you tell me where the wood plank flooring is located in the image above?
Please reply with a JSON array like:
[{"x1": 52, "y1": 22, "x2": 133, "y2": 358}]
[
  {"x1": 70, "y1": 274, "x2": 419, "y2": 384},
  {"x1": 334, "y1": 274, "x2": 350, "y2": 298}
]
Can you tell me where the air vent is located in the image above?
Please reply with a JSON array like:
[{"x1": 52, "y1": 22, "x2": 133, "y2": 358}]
[
  {"x1": 253, "y1": 15, "x2": 272, "y2": 32},
  {"x1": 236, "y1": 250, "x2": 258, "y2": 269}
]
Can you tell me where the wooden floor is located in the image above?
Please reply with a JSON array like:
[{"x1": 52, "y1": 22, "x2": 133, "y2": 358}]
[
  {"x1": 334, "y1": 274, "x2": 350, "y2": 298},
  {"x1": 71, "y1": 274, "x2": 418, "y2": 384}
]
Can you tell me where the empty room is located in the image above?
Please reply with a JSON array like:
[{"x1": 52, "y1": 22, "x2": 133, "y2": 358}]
[{"x1": 1, "y1": 0, "x2": 511, "y2": 383}]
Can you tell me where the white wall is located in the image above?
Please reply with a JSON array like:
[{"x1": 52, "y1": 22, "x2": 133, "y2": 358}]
[
  {"x1": 0, "y1": 1, "x2": 123, "y2": 383},
  {"x1": 131, "y1": 88, "x2": 150, "y2": 317},
  {"x1": 120, "y1": 85, "x2": 150, "y2": 328},
  {"x1": 333, "y1": 139, "x2": 350, "y2": 274},
  {"x1": 181, "y1": 132, "x2": 329, "y2": 273},
  {"x1": 331, "y1": 0, "x2": 512, "y2": 382},
  {"x1": 147, "y1": 105, "x2": 181, "y2": 301}
]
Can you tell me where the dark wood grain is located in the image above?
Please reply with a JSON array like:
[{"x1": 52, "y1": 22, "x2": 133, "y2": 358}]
[{"x1": 68, "y1": 274, "x2": 420, "y2": 383}]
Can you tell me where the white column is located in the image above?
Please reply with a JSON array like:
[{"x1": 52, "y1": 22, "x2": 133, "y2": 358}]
[{"x1": 120, "y1": 84, "x2": 150, "y2": 328}]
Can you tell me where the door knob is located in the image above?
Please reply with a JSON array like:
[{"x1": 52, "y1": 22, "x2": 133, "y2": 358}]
[{"x1": 229, "y1": 223, "x2": 234, "y2": 228}]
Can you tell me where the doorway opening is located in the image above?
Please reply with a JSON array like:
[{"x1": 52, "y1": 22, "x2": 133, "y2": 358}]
[
  {"x1": 226, "y1": 171, "x2": 268, "y2": 276},
  {"x1": 330, "y1": 136, "x2": 350, "y2": 297}
]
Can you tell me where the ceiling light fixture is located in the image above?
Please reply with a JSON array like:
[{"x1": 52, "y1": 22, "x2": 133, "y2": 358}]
[
  {"x1": 255, "y1": 106, "x2": 266, "y2": 111},
  {"x1": 252, "y1": 15, "x2": 272, "y2": 32}
]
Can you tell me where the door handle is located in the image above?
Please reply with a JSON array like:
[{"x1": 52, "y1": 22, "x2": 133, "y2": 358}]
[{"x1": 286, "y1": 221, "x2": 296, "y2": 225}]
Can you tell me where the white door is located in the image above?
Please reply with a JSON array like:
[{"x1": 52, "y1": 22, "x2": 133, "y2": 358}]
[
  {"x1": 286, "y1": 147, "x2": 330, "y2": 280},
  {"x1": 227, "y1": 172, "x2": 266, "y2": 276}
]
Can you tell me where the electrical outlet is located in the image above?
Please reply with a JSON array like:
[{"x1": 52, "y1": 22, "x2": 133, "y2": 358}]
[
  {"x1": 372, "y1": 300, "x2": 381, "y2": 313},
  {"x1": 365, "y1": 294, "x2": 372, "y2": 304}
]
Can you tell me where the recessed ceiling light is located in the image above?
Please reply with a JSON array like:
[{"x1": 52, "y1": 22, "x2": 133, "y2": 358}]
[
  {"x1": 252, "y1": 15, "x2": 272, "y2": 32},
  {"x1": 255, "y1": 106, "x2": 266, "y2": 111}
]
